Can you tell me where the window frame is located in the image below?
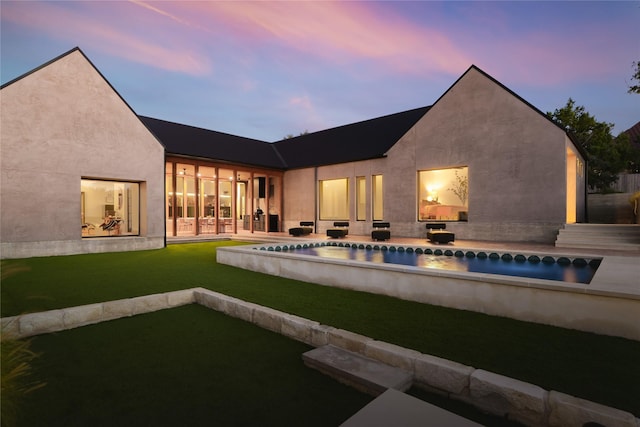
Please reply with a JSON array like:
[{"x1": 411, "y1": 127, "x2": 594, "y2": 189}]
[
  {"x1": 356, "y1": 176, "x2": 366, "y2": 221},
  {"x1": 372, "y1": 174, "x2": 383, "y2": 221},
  {"x1": 81, "y1": 178, "x2": 141, "y2": 238},
  {"x1": 319, "y1": 178, "x2": 350, "y2": 221},
  {"x1": 417, "y1": 166, "x2": 468, "y2": 222}
]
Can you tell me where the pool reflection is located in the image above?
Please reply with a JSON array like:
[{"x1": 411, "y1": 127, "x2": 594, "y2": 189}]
[{"x1": 294, "y1": 246, "x2": 596, "y2": 284}]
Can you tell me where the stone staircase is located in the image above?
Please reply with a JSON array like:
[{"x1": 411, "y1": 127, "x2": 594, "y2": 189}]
[
  {"x1": 303, "y1": 345, "x2": 482, "y2": 426},
  {"x1": 302, "y1": 345, "x2": 413, "y2": 396},
  {"x1": 555, "y1": 224, "x2": 640, "y2": 251}
]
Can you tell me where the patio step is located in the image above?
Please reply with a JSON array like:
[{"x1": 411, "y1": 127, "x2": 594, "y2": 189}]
[
  {"x1": 302, "y1": 345, "x2": 413, "y2": 396},
  {"x1": 555, "y1": 224, "x2": 640, "y2": 251},
  {"x1": 340, "y1": 388, "x2": 482, "y2": 427}
]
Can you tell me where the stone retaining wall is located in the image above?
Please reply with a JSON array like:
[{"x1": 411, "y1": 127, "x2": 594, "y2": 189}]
[
  {"x1": 1, "y1": 290, "x2": 195, "y2": 338},
  {"x1": 2, "y1": 288, "x2": 638, "y2": 427}
]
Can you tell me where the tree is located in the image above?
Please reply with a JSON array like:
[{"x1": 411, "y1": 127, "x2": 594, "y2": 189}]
[
  {"x1": 627, "y1": 131, "x2": 640, "y2": 173},
  {"x1": 624, "y1": 59, "x2": 640, "y2": 171},
  {"x1": 629, "y1": 60, "x2": 640, "y2": 94},
  {"x1": 548, "y1": 98, "x2": 632, "y2": 191},
  {"x1": 283, "y1": 130, "x2": 309, "y2": 139},
  {"x1": 447, "y1": 170, "x2": 468, "y2": 206}
]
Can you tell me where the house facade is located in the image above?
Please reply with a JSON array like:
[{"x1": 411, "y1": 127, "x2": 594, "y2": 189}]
[
  {"x1": 282, "y1": 67, "x2": 587, "y2": 242},
  {"x1": 0, "y1": 48, "x2": 587, "y2": 259},
  {"x1": 1, "y1": 49, "x2": 166, "y2": 258}
]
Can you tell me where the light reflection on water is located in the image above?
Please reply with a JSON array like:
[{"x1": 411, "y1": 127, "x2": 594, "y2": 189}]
[{"x1": 292, "y1": 246, "x2": 595, "y2": 284}]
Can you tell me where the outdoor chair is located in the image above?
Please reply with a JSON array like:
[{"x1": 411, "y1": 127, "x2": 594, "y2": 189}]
[
  {"x1": 371, "y1": 222, "x2": 391, "y2": 241},
  {"x1": 327, "y1": 221, "x2": 349, "y2": 238},
  {"x1": 426, "y1": 223, "x2": 455, "y2": 244},
  {"x1": 289, "y1": 221, "x2": 314, "y2": 236}
]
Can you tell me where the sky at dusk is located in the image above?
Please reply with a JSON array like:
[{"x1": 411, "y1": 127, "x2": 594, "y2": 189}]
[{"x1": 1, "y1": 1, "x2": 639, "y2": 142}]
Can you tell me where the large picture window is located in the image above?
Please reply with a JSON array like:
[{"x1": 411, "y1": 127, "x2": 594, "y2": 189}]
[
  {"x1": 319, "y1": 178, "x2": 349, "y2": 220},
  {"x1": 418, "y1": 167, "x2": 468, "y2": 221},
  {"x1": 81, "y1": 179, "x2": 140, "y2": 237}
]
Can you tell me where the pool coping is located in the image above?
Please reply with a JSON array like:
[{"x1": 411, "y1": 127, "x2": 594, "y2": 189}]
[
  {"x1": 237, "y1": 240, "x2": 638, "y2": 300},
  {"x1": 217, "y1": 242, "x2": 640, "y2": 340}
]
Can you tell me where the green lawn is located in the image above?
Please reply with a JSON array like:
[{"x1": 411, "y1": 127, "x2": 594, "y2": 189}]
[
  {"x1": 2, "y1": 241, "x2": 639, "y2": 417},
  {"x1": 19, "y1": 305, "x2": 372, "y2": 427}
]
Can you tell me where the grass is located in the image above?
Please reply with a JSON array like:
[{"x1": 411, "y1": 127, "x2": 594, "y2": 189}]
[
  {"x1": 2, "y1": 241, "x2": 639, "y2": 418},
  {"x1": 20, "y1": 305, "x2": 372, "y2": 426},
  {"x1": 1, "y1": 334, "x2": 46, "y2": 427},
  {"x1": 15, "y1": 305, "x2": 523, "y2": 427}
]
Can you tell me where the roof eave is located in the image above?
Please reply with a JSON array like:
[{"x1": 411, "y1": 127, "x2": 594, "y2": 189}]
[{"x1": 165, "y1": 152, "x2": 286, "y2": 171}]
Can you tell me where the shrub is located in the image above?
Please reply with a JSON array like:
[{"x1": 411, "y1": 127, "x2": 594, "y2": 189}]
[{"x1": 1, "y1": 333, "x2": 46, "y2": 427}]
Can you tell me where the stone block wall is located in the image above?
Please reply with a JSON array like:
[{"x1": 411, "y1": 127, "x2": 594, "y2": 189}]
[
  {"x1": 2, "y1": 287, "x2": 638, "y2": 426},
  {"x1": 1, "y1": 290, "x2": 195, "y2": 338},
  {"x1": 191, "y1": 289, "x2": 639, "y2": 426}
]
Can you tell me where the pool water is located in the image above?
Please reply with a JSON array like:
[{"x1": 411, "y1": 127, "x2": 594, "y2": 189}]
[{"x1": 290, "y1": 246, "x2": 599, "y2": 284}]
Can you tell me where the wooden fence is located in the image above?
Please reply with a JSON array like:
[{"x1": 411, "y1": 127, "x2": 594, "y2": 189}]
[{"x1": 610, "y1": 173, "x2": 640, "y2": 193}]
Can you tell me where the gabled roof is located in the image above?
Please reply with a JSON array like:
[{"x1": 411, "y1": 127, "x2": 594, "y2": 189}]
[
  {"x1": 141, "y1": 106, "x2": 430, "y2": 170},
  {"x1": 2, "y1": 47, "x2": 165, "y2": 150},
  {"x1": 1, "y1": 47, "x2": 138, "y2": 118},
  {"x1": 4, "y1": 47, "x2": 579, "y2": 171},
  {"x1": 2, "y1": 46, "x2": 430, "y2": 171},
  {"x1": 441, "y1": 65, "x2": 589, "y2": 160},
  {"x1": 273, "y1": 106, "x2": 430, "y2": 169},
  {"x1": 1, "y1": 48, "x2": 91, "y2": 90},
  {"x1": 624, "y1": 121, "x2": 640, "y2": 148},
  {"x1": 148, "y1": 65, "x2": 577, "y2": 170},
  {"x1": 140, "y1": 116, "x2": 285, "y2": 169}
]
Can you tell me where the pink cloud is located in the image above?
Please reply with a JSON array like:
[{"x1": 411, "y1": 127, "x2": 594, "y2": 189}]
[
  {"x1": 284, "y1": 94, "x2": 328, "y2": 133},
  {"x1": 129, "y1": 0, "x2": 214, "y2": 36},
  {"x1": 2, "y1": 1, "x2": 213, "y2": 76},
  {"x1": 289, "y1": 95, "x2": 313, "y2": 110},
  {"x1": 176, "y1": 1, "x2": 472, "y2": 76},
  {"x1": 5, "y1": 0, "x2": 629, "y2": 90},
  {"x1": 466, "y1": 28, "x2": 630, "y2": 87},
  {"x1": 440, "y1": 3, "x2": 635, "y2": 87}
]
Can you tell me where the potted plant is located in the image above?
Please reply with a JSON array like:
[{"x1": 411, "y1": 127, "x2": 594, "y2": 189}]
[{"x1": 448, "y1": 171, "x2": 468, "y2": 221}]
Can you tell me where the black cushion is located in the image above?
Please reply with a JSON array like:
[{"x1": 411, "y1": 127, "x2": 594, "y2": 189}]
[
  {"x1": 289, "y1": 227, "x2": 307, "y2": 236},
  {"x1": 327, "y1": 229, "x2": 348, "y2": 238},
  {"x1": 372, "y1": 222, "x2": 390, "y2": 228},
  {"x1": 426, "y1": 223, "x2": 446, "y2": 230},
  {"x1": 371, "y1": 230, "x2": 391, "y2": 241},
  {"x1": 427, "y1": 230, "x2": 455, "y2": 244}
]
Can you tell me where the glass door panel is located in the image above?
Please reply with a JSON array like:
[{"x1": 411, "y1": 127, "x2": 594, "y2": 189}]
[
  {"x1": 267, "y1": 176, "x2": 281, "y2": 232},
  {"x1": 236, "y1": 170, "x2": 251, "y2": 231},
  {"x1": 198, "y1": 166, "x2": 216, "y2": 234},
  {"x1": 177, "y1": 164, "x2": 195, "y2": 235},
  {"x1": 166, "y1": 162, "x2": 174, "y2": 235},
  {"x1": 218, "y1": 168, "x2": 233, "y2": 232}
]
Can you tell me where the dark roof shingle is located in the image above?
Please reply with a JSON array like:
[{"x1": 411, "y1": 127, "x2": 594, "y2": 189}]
[
  {"x1": 624, "y1": 121, "x2": 640, "y2": 148},
  {"x1": 141, "y1": 106, "x2": 430, "y2": 170},
  {"x1": 274, "y1": 106, "x2": 430, "y2": 169},
  {"x1": 140, "y1": 116, "x2": 285, "y2": 169}
]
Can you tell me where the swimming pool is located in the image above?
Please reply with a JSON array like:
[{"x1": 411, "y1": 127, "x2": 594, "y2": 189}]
[
  {"x1": 281, "y1": 244, "x2": 599, "y2": 284},
  {"x1": 217, "y1": 242, "x2": 638, "y2": 339}
]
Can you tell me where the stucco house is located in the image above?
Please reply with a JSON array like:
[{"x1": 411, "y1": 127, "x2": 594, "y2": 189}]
[
  {"x1": 0, "y1": 47, "x2": 587, "y2": 259},
  {"x1": 1, "y1": 48, "x2": 166, "y2": 258},
  {"x1": 278, "y1": 66, "x2": 587, "y2": 242}
]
